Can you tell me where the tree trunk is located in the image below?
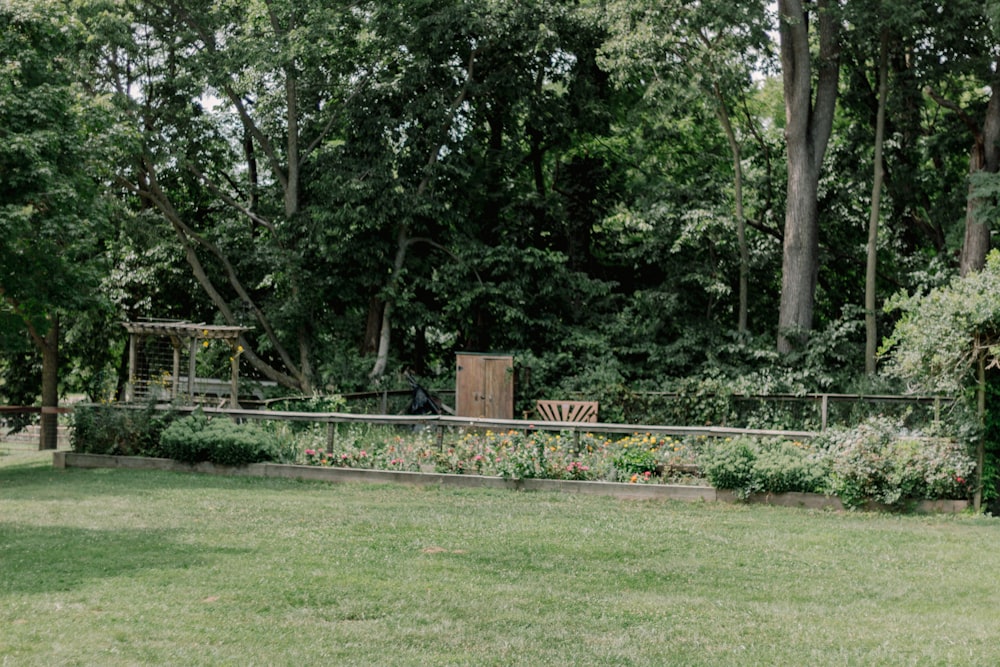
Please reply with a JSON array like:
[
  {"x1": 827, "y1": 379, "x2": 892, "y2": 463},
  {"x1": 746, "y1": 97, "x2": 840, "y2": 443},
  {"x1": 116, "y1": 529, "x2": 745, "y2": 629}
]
[
  {"x1": 362, "y1": 296, "x2": 383, "y2": 355},
  {"x1": 776, "y1": 0, "x2": 841, "y2": 354},
  {"x1": 39, "y1": 316, "x2": 59, "y2": 451},
  {"x1": 777, "y1": 151, "x2": 820, "y2": 352},
  {"x1": 712, "y1": 84, "x2": 749, "y2": 335},
  {"x1": 959, "y1": 59, "x2": 1000, "y2": 276},
  {"x1": 369, "y1": 226, "x2": 409, "y2": 381},
  {"x1": 866, "y1": 31, "x2": 889, "y2": 375}
]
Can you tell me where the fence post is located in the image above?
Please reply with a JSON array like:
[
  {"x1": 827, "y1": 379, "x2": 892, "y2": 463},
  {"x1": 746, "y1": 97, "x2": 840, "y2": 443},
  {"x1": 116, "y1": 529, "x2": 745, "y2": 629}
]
[
  {"x1": 326, "y1": 422, "x2": 336, "y2": 453},
  {"x1": 820, "y1": 395, "x2": 829, "y2": 431}
]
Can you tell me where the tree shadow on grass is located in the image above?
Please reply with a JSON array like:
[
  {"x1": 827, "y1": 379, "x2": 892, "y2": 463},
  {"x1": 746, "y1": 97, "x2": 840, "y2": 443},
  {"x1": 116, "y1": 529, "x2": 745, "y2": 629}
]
[{"x1": 0, "y1": 521, "x2": 248, "y2": 595}]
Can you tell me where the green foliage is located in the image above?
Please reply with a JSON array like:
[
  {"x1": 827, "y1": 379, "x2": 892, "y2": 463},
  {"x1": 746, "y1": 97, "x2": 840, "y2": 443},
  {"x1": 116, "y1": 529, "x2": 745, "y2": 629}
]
[
  {"x1": 818, "y1": 417, "x2": 975, "y2": 510},
  {"x1": 612, "y1": 446, "x2": 659, "y2": 476},
  {"x1": 699, "y1": 438, "x2": 756, "y2": 498},
  {"x1": 0, "y1": 0, "x2": 116, "y2": 404},
  {"x1": 697, "y1": 418, "x2": 972, "y2": 508},
  {"x1": 700, "y1": 436, "x2": 830, "y2": 499},
  {"x1": 71, "y1": 403, "x2": 175, "y2": 457},
  {"x1": 159, "y1": 412, "x2": 277, "y2": 466},
  {"x1": 882, "y1": 250, "x2": 1000, "y2": 395},
  {"x1": 750, "y1": 440, "x2": 830, "y2": 496}
]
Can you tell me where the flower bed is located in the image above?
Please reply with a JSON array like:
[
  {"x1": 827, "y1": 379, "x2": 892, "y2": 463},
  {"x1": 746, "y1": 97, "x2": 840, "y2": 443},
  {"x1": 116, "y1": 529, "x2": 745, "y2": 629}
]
[
  {"x1": 305, "y1": 429, "x2": 706, "y2": 486},
  {"x1": 301, "y1": 418, "x2": 975, "y2": 511},
  {"x1": 69, "y1": 406, "x2": 975, "y2": 512}
]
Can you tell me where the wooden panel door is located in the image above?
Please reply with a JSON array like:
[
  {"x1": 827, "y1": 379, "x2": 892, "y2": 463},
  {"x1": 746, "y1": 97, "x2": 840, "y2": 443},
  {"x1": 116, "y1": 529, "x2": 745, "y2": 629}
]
[
  {"x1": 455, "y1": 354, "x2": 513, "y2": 419},
  {"x1": 482, "y1": 356, "x2": 513, "y2": 419}
]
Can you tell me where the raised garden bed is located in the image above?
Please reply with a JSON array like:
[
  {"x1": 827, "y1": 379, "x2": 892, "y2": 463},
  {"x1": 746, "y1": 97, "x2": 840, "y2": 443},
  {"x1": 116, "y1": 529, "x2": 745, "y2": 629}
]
[{"x1": 52, "y1": 452, "x2": 969, "y2": 513}]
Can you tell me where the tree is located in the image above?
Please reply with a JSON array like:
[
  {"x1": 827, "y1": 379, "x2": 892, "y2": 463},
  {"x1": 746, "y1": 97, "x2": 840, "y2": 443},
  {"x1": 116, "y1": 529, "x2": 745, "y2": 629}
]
[
  {"x1": 884, "y1": 0, "x2": 1000, "y2": 277},
  {"x1": 881, "y1": 250, "x2": 1000, "y2": 510},
  {"x1": 83, "y1": 0, "x2": 374, "y2": 393},
  {"x1": 598, "y1": 0, "x2": 773, "y2": 335},
  {"x1": 776, "y1": 0, "x2": 841, "y2": 353},
  {"x1": 0, "y1": 0, "x2": 113, "y2": 447}
]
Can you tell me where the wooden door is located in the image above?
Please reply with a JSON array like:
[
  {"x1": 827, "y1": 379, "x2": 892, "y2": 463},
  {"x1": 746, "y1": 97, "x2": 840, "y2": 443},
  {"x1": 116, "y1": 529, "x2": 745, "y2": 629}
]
[{"x1": 455, "y1": 353, "x2": 513, "y2": 419}]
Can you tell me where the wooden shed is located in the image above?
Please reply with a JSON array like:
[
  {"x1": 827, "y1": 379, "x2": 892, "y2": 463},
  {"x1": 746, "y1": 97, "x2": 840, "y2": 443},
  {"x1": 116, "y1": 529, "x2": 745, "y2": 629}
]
[{"x1": 455, "y1": 353, "x2": 514, "y2": 419}]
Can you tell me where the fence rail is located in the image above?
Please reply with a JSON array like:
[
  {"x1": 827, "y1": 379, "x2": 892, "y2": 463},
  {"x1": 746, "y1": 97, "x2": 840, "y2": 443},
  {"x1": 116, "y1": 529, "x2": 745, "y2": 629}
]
[
  {"x1": 250, "y1": 390, "x2": 953, "y2": 431},
  {"x1": 5, "y1": 389, "x2": 956, "y2": 453},
  {"x1": 0, "y1": 406, "x2": 72, "y2": 451},
  {"x1": 158, "y1": 404, "x2": 818, "y2": 452}
]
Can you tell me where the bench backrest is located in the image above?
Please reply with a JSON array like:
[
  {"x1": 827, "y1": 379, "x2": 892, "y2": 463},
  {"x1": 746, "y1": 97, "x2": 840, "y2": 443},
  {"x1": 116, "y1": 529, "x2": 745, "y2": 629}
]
[{"x1": 535, "y1": 400, "x2": 598, "y2": 423}]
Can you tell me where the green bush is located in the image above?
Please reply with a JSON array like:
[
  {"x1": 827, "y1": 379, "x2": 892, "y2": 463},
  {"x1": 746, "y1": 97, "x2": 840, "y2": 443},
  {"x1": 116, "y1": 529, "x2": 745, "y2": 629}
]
[
  {"x1": 750, "y1": 440, "x2": 829, "y2": 495},
  {"x1": 71, "y1": 403, "x2": 175, "y2": 457},
  {"x1": 159, "y1": 412, "x2": 276, "y2": 466},
  {"x1": 700, "y1": 437, "x2": 831, "y2": 499},
  {"x1": 612, "y1": 447, "x2": 659, "y2": 477},
  {"x1": 818, "y1": 417, "x2": 975, "y2": 509},
  {"x1": 699, "y1": 438, "x2": 756, "y2": 498}
]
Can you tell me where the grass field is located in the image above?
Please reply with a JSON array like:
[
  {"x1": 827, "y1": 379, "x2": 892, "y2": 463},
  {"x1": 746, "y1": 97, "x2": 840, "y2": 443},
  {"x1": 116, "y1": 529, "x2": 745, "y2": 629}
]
[{"x1": 2, "y1": 449, "x2": 999, "y2": 666}]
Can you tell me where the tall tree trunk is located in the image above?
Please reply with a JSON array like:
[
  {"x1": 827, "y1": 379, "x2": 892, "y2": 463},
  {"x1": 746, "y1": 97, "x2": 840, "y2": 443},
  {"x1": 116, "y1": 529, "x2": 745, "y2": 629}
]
[
  {"x1": 960, "y1": 68, "x2": 1000, "y2": 276},
  {"x1": 712, "y1": 84, "x2": 749, "y2": 335},
  {"x1": 38, "y1": 316, "x2": 59, "y2": 451},
  {"x1": 866, "y1": 31, "x2": 889, "y2": 375},
  {"x1": 776, "y1": 0, "x2": 841, "y2": 354},
  {"x1": 927, "y1": 59, "x2": 1000, "y2": 277}
]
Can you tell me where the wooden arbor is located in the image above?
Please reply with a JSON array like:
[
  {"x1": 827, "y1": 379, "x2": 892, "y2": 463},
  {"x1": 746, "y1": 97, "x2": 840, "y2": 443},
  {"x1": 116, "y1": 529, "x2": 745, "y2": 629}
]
[{"x1": 121, "y1": 321, "x2": 250, "y2": 407}]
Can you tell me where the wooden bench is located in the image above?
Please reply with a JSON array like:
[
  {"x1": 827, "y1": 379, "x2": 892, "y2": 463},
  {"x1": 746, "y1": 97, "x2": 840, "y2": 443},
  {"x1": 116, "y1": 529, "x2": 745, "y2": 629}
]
[{"x1": 534, "y1": 400, "x2": 598, "y2": 423}]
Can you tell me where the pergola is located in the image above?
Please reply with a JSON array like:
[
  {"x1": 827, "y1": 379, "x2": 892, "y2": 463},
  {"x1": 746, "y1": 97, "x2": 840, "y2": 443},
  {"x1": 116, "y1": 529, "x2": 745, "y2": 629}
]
[{"x1": 121, "y1": 321, "x2": 251, "y2": 407}]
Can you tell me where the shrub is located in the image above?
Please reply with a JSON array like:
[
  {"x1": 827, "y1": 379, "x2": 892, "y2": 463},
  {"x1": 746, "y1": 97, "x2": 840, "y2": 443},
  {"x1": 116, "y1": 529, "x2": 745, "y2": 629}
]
[
  {"x1": 819, "y1": 417, "x2": 975, "y2": 509},
  {"x1": 699, "y1": 437, "x2": 830, "y2": 499},
  {"x1": 612, "y1": 447, "x2": 659, "y2": 477},
  {"x1": 71, "y1": 403, "x2": 175, "y2": 457},
  {"x1": 699, "y1": 438, "x2": 756, "y2": 498},
  {"x1": 750, "y1": 440, "x2": 829, "y2": 495},
  {"x1": 160, "y1": 412, "x2": 276, "y2": 465}
]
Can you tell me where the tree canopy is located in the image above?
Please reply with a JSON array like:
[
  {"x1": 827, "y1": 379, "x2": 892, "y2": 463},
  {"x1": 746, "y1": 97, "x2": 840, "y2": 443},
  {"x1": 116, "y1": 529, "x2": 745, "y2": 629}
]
[{"x1": 3, "y1": 0, "x2": 1000, "y2": 416}]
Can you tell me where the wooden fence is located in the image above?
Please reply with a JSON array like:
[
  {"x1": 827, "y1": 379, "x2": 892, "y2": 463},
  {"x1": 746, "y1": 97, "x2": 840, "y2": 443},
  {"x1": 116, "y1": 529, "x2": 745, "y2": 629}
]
[
  {"x1": 253, "y1": 390, "x2": 952, "y2": 432},
  {"x1": 157, "y1": 404, "x2": 818, "y2": 452},
  {"x1": 0, "y1": 406, "x2": 72, "y2": 450}
]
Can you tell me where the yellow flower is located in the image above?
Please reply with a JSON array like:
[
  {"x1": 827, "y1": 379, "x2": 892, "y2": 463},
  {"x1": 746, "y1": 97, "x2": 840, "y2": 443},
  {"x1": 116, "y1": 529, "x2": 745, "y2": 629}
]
[{"x1": 202, "y1": 340, "x2": 209, "y2": 348}]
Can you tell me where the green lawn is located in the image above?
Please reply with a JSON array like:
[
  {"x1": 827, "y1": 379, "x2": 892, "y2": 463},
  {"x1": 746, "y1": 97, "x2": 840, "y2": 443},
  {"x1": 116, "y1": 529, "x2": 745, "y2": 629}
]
[{"x1": 2, "y1": 450, "x2": 999, "y2": 666}]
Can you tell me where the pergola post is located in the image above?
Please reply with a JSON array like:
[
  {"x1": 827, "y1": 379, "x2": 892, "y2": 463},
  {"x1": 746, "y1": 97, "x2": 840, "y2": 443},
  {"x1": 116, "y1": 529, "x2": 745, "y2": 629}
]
[
  {"x1": 230, "y1": 346, "x2": 239, "y2": 408},
  {"x1": 171, "y1": 336, "x2": 181, "y2": 401},
  {"x1": 188, "y1": 336, "x2": 197, "y2": 403},
  {"x1": 125, "y1": 332, "x2": 137, "y2": 402}
]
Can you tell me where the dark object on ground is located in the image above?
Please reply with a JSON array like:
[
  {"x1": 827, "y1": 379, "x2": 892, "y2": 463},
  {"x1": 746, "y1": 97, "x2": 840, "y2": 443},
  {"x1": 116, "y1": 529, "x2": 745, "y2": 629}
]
[{"x1": 406, "y1": 374, "x2": 442, "y2": 415}]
